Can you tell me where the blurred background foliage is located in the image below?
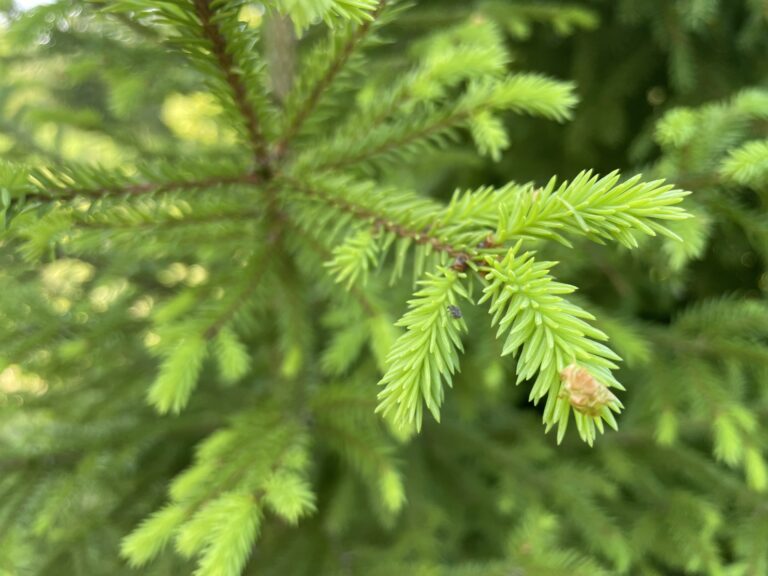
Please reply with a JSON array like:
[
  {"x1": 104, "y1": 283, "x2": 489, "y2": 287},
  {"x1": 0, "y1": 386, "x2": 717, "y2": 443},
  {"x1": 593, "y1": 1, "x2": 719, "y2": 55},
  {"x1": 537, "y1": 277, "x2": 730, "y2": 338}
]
[{"x1": 2, "y1": 1, "x2": 768, "y2": 574}]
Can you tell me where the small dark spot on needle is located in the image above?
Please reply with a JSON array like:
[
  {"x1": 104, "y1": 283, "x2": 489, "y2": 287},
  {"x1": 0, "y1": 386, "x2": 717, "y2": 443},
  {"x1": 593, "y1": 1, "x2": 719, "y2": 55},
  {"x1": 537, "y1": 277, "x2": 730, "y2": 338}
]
[{"x1": 447, "y1": 305, "x2": 462, "y2": 319}]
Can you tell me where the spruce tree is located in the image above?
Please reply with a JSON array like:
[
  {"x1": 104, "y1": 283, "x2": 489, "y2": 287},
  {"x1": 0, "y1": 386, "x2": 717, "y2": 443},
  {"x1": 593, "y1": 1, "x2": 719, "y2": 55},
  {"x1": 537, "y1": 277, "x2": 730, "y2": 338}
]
[{"x1": 1, "y1": 1, "x2": 767, "y2": 575}]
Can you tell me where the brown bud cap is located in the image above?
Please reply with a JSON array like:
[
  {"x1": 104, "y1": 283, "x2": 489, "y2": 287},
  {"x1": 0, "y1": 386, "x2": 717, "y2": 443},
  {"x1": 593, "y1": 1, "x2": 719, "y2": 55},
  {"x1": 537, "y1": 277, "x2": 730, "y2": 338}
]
[
  {"x1": 450, "y1": 254, "x2": 469, "y2": 271},
  {"x1": 559, "y1": 364, "x2": 619, "y2": 417}
]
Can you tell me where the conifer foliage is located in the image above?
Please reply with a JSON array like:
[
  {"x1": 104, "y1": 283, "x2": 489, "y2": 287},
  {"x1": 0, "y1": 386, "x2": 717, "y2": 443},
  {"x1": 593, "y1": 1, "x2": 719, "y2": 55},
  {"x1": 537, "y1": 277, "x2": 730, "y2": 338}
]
[{"x1": 1, "y1": 1, "x2": 767, "y2": 575}]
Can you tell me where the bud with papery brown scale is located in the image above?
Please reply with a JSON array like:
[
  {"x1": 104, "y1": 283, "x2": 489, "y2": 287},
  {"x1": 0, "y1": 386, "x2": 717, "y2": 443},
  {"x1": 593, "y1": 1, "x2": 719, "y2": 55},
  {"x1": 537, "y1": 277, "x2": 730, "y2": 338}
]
[
  {"x1": 559, "y1": 363, "x2": 619, "y2": 417},
  {"x1": 450, "y1": 254, "x2": 469, "y2": 271},
  {"x1": 477, "y1": 234, "x2": 497, "y2": 249}
]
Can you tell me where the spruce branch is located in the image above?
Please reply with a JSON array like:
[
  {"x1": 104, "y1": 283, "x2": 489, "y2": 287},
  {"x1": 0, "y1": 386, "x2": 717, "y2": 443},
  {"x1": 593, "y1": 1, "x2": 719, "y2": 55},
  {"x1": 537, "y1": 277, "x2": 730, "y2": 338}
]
[
  {"x1": 299, "y1": 74, "x2": 577, "y2": 171},
  {"x1": 147, "y1": 254, "x2": 268, "y2": 414},
  {"x1": 147, "y1": 335, "x2": 210, "y2": 415},
  {"x1": 89, "y1": 0, "x2": 165, "y2": 40},
  {"x1": 311, "y1": 401, "x2": 406, "y2": 516},
  {"x1": 71, "y1": 208, "x2": 263, "y2": 233},
  {"x1": 497, "y1": 170, "x2": 690, "y2": 248},
  {"x1": 376, "y1": 268, "x2": 470, "y2": 432},
  {"x1": 268, "y1": 0, "x2": 381, "y2": 32},
  {"x1": 282, "y1": 175, "x2": 468, "y2": 259},
  {"x1": 122, "y1": 410, "x2": 313, "y2": 571},
  {"x1": 213, "y1": 327, "x2": 251, "y2": 385},
  {"x1": 286, "y1": 223, "x2": 399, "y2": 377},
  {"x1": 22, "y1": 170, "x2": 262, "y2": 204},
  {"x1": 478, "y1": 247, "x2": 623, "y2": 445},
  {"x1": 312, "y1": 107, "x2": 472, "y2": 171},
  {"x1": 285, "y1": 218, "x2": 387, "y2": 318},
  {"x1": 276, "y1": 0, "x2": 388, "y2": 158},
  {"x1": 188, "y1": 493, "x2": 262, "y2": 576},
  {"x1": 192, "y1": 0, "x2": 272, "y2": 171},
  {"x1": 286, "y1": 170, "x2": 684, "y2": 441},
  {"x1": 285, "y1": 170, "x2": 689, "y2": 285},
  {"x1": 720, "y1": 139, "x2": 768, "y2": 188},
  {"x1": 339, "y1": 17, "x2": 510, "y2": 137}
]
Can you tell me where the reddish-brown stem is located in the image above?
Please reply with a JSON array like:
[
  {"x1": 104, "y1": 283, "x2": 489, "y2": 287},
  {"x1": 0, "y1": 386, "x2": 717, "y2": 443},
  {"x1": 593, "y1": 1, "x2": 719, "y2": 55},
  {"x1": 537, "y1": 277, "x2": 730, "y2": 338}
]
[
  {"x1": 285, "y1": 178, "x2": 480, "y2": 270},
  {"x1": 193, "y1": 0, "x2": 272, "y2": 173}
]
